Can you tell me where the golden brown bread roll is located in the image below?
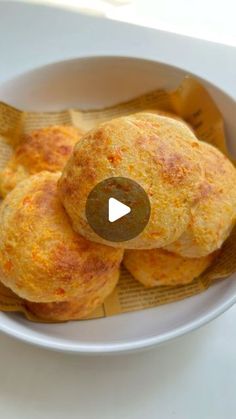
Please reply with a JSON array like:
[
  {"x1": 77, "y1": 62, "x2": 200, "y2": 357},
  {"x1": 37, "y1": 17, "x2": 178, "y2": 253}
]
[
  {"x1": 58, "y1": 112, "x2": 204, "y2": 249},
  {"x1": 25, "y1": 271, "x2": 118, "y2": 321},
  {"x1": 0, "y1": 126, "x2": 83, "y2": 197},
  {"x1": 166, "y1": 142, "x2": 236, "y2": 257},
  {"x1": 123, "y1": 248, "x2": 215, "y2": 287},
  {"x1": 0, "y1": 172, "x2": 123, "y2": 303}
]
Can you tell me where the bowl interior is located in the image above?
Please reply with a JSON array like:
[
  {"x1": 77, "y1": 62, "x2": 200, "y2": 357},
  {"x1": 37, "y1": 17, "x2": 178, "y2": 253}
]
[{"x1": 0, "y1": 56, "x2": 236, "y2": 353}]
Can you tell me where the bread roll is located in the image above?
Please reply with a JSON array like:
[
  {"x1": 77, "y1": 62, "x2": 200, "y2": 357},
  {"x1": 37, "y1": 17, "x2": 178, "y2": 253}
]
[
  {"x1": 166, "y1": 142, "x2": 236, "y2": 257},
  {"x1": 0, "y1": 126, "x2": 83, "y2": 197},
  {"x1": 58, "y1": 112, "x2": 204, "y2": 248},
  {"x1": 123, "y1": 248, "x2": 215, "y2": 287},
  {"x1": 0, "y1": 172, "x2": 123, "y2": 302}
]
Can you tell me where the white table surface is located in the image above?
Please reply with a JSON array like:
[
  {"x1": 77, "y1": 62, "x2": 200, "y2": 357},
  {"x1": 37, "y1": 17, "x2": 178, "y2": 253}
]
[
  {"x1": 13, "y1": 0, "x2": 236, "y2": 47},
  {"x1": 0, "y1": 2, "x2": 236, "y2": 418}
]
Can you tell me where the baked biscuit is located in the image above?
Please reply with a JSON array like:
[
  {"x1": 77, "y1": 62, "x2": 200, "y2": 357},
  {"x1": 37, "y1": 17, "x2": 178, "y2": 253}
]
[
  {"x1": 123, "y1": 248, "x2": 215, "y2": 287},
  {"x1": 166, "y1": 142, "x2": 236, "y2": 257},
  {"x1": 0, "y1": 172, "x2": 123, "y2": 302},
  {"x1": 0, "y1": 126, "x2": 83, "y2": 197},
  {"x1": 58, "y1": 112, "x2": 204, "y2": 248}
]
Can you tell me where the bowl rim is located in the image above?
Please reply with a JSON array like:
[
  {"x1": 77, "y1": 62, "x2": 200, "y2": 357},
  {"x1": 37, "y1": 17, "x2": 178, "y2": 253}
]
[
  {"x1": 0, "y1": 293, "x2": 235, "y2": 354},
  {"x1": 1, "y1": 54, "x2": 235, "y2": 106},
  {"x1": 0, "y1": 54, "x2": 236, "y2": 354}
]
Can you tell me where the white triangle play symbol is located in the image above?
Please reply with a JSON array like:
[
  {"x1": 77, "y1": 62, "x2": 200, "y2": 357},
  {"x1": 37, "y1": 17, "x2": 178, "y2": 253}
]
[{"x1": 108, "y1": 197, "x2": 131, "y2": 223}]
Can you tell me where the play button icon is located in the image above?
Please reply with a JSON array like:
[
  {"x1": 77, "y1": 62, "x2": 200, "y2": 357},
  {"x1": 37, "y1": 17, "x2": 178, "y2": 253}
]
[
  {"x1": 85, "y1": 177, "x2": 151, "y2": 243},
  {"x1": 108, "y1": 198, "x2": 131, "y2": 222}
]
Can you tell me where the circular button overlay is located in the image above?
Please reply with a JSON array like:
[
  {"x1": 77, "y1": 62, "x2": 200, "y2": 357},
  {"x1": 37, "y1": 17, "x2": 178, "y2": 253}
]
[{"x1": 86, "y1": 177, "x2": 151, "y2": 242}]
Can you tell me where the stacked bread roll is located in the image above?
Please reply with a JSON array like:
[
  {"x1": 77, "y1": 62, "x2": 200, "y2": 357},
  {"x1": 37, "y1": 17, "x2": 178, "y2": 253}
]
[
  {"x1": 0, "y1": 113, "x2": 235, "y2": 321},
  {"x1": 0, "y1": 127, "x2": 123, "y2": 321},
  {"x1": 58, "y1": 112, "x2": 236, "y2": 286}
]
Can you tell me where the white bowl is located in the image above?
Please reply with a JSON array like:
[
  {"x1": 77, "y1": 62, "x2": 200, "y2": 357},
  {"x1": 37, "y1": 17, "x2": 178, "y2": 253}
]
[{"x1": 0, "y1": 56, "x2": 236, "y2": 354}]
